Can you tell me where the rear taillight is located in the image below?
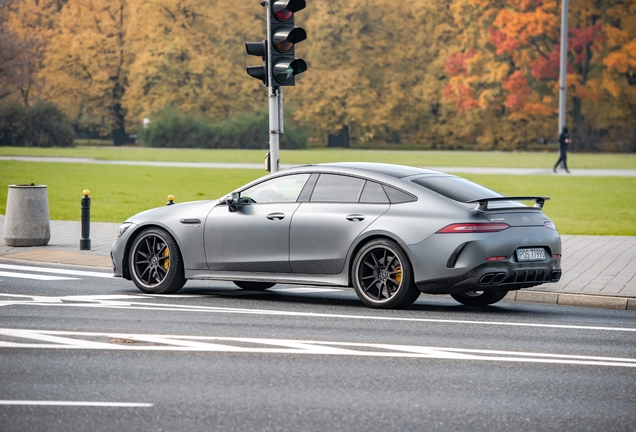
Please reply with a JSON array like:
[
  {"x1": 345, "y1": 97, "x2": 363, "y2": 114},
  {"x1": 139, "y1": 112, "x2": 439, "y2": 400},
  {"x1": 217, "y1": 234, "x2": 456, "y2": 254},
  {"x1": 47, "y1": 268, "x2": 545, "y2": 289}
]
[
  {"x1": 485, "y1": 256, "x2": 507, "y2": 261},
  {"x1": 437, "y1": 223, "x2": 510, "y2": 234},
  {"x1": 544, "y1": 221, "x2": 557, "y2": 230}
]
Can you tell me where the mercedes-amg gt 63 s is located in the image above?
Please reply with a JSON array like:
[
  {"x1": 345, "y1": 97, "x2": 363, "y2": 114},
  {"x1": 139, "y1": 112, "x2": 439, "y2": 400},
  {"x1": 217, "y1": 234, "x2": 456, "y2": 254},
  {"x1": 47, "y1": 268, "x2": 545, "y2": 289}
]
[{"x1": 111, "y1": 162, "x2": 562, "y2": 309}]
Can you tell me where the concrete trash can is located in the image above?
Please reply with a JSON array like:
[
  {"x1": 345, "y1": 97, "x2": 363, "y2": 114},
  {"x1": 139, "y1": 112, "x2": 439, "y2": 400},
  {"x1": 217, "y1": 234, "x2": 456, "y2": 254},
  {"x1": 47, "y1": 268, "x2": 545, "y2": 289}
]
[{"x1": 3, "y1": 184, "x2": 51, "y2": 247}]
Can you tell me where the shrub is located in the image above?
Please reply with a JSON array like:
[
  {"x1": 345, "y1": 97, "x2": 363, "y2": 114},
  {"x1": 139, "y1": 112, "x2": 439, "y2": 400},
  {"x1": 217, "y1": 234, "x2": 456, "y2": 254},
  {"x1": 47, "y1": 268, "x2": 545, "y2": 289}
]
[
  {"x1": 0, "y1": 100, "x2": 74, "y2": 147},
  {"x1": 139, "y1": 108, "x2": 308, "y2": 149},
  {"x1": 26, "y1": 101, "x2": 75, "y2": 147},
  {"x1": 0, "y1": 101, "x2": 29, "y2": 146}
]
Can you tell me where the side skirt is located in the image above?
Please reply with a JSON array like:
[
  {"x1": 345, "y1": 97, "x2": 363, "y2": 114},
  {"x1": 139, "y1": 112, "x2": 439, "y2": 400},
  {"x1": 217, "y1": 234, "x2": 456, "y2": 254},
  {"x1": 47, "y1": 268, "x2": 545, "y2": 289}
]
[{"x1": 184, "y1": 270, "x2": 350, "y2": 288}]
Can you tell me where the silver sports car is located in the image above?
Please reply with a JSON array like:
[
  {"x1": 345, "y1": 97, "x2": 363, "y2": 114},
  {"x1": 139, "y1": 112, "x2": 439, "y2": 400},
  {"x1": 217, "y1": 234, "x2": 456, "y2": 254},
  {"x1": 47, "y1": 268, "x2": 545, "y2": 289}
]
[{"x1": 111, "y1": 162, "x2": 562, "y2": 309}]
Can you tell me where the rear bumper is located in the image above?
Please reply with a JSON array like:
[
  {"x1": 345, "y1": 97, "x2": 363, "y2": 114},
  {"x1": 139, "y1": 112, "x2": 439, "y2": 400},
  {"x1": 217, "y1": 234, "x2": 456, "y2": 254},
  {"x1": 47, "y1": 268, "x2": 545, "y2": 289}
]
[{"x1": 415, "y1": 260, "x2": 562, "y2": 294}]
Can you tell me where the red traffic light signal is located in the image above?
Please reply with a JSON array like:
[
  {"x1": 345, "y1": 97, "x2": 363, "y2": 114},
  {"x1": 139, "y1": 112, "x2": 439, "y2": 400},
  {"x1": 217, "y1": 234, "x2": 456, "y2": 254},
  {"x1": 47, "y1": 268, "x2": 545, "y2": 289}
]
[
  {"x1": 269, "y1": 0, "x2": 307, "y2": 86},
  {"x1": 272, "y1": 0, "x2": 306, "y2": 21}
]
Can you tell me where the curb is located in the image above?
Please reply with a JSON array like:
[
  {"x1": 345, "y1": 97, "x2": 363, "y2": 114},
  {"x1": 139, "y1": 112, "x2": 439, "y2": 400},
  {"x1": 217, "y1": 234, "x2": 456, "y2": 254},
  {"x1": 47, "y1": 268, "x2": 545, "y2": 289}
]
[{"x1": 504, "y1": 290, "x2": 636, "y2": 311}]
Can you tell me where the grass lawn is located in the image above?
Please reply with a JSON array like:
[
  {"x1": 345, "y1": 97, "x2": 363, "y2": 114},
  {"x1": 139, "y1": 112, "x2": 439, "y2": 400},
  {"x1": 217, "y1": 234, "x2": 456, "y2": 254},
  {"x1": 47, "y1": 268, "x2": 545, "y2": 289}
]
[
  {"x1": 1, "y1": 146, "x2": 636, "y2": 169},
  {"x1": 1, "y1": 161, "x2": 634, "y2": 235}
]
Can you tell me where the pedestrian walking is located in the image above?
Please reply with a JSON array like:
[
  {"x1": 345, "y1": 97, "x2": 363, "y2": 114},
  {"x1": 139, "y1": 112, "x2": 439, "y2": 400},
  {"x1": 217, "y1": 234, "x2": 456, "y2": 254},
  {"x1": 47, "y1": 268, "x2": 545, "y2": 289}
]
[{"x1": 553, "y1": 126, "x2": 571, "y2": 173}]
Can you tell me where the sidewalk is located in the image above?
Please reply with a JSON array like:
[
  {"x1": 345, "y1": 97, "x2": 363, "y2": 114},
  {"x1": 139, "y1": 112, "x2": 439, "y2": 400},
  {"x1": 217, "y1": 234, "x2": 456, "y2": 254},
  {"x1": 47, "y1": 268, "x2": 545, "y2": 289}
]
[
  {"x1": 0, "y1": 215, "x2": 634, "y2": 311},
  {"x1": 1, "y1": 156, "x2": 636, "y2": 176}
]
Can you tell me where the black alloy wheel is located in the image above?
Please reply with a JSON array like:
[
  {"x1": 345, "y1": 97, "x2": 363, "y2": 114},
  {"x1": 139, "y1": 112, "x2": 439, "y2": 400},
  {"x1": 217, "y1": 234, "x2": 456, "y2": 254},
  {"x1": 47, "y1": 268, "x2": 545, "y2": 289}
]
[
  {"x1": 352, "y1": 238, "x2": 420, "y2": 309},
  {"x1": 233, "y1": 281, "x2": 276, "y2": 290},
  {"x1": 129, "y1": 227, "x2": 186, "y2": 294},
  {"x1": 450, "y1": 290, "x2": 508, "y2": 306}
]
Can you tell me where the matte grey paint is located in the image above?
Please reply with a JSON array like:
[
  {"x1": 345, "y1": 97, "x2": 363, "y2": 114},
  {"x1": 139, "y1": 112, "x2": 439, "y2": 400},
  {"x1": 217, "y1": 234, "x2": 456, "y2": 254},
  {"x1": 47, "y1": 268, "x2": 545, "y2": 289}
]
[{"x1": 111, "y1": 163, "x2": 562, "y2": 297}]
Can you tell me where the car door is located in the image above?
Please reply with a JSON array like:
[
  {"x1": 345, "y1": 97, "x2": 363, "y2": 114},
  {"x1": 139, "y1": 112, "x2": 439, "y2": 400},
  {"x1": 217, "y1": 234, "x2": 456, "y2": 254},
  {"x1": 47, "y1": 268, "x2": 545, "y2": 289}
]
[
  {"x1": 289, "y1": 174, "x2": 390, "y2": 274},
  {"x1": 204, "y1": 173, "x2": 310, "y2": 273}
]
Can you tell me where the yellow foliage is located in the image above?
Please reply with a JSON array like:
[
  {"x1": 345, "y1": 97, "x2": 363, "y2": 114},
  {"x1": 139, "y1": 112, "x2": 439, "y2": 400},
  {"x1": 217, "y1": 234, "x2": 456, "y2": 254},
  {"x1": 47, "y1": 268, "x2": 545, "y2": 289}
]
[
  {"x1": 2, "y1": 0, "x2": 635, "y2": 149},
  {"x1": 602, "y1": 76, "x2": 621, "y2": 98},
  {"x1": 604, "y1": 52, "x2": 628, "y2": 73}
]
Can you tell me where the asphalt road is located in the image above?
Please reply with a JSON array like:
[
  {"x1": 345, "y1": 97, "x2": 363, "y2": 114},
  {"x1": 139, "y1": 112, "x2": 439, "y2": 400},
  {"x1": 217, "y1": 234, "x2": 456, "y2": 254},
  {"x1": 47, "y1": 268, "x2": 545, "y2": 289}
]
[{"x1": 1, "y1": 261, "x2": 635, "y2": 432}]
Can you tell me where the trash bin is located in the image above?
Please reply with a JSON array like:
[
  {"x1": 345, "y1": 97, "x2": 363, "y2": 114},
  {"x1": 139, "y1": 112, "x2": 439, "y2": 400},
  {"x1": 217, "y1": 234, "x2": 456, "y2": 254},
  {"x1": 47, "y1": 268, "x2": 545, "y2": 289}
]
[{"x1": 3, "y1": 184, "x2": 51, "y2": 247}]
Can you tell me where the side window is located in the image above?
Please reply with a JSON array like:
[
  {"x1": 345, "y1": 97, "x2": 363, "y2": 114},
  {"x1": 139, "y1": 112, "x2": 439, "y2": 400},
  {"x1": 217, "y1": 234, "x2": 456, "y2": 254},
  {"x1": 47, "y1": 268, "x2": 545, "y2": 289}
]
[
  {"x1": 359, "y1": 181, "x2": 390, "y2": 204},
  {"x1": 241, "y1": 174, "x2": 311, "y2": 203},
  {"x1": 310, "y1": 174, "x2": 365, "y2": 203},
  {"x1": 383, "y1": 185, "x2": 416, "y2": 204}
]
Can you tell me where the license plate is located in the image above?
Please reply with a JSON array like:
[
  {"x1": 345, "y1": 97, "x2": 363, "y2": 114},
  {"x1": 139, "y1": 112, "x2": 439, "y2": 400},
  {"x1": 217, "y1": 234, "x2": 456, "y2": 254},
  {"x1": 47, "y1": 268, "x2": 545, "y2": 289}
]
[{"x1": 516, "y1": 248, "x2": 546, "y2": 262}]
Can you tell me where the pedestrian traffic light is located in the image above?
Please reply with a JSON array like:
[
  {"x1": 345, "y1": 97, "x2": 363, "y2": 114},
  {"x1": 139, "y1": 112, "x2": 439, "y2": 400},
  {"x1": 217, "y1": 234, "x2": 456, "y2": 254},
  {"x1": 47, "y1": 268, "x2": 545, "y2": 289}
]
[
  {"x1": 269, "y1": 0, "x2": 307, "y2": 86},
  {"x1": 245, "y1": 40, "x2": 268, "y2": 86}
]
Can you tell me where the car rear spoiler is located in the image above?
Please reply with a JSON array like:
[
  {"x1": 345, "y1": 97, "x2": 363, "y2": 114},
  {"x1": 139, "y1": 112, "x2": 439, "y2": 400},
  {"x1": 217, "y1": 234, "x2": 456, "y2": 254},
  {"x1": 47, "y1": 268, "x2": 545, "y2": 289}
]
[{"x1": 467, "y1": 196, "x2": 550, "y2": 211}]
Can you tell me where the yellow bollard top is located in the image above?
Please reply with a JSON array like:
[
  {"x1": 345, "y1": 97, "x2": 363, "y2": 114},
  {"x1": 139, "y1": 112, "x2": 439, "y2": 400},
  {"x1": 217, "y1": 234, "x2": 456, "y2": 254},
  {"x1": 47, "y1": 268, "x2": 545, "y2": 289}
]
[
  {"x1": 167, "y1": 195, "x2": 175, "y2": 202},
  {"x1": 83, "y1": 190, "x2": 90, "y2": 196}
]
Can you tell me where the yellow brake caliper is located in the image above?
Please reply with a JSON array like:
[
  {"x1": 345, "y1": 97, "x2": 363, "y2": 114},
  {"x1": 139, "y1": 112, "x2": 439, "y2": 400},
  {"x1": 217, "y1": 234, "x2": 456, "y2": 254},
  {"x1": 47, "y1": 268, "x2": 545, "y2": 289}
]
[
  {"x1": 163, "y1": 246, "x2": 170, "y2": 271},
  {"x1": 395, "y1": 265, "x2": 402, "y2": 284}
]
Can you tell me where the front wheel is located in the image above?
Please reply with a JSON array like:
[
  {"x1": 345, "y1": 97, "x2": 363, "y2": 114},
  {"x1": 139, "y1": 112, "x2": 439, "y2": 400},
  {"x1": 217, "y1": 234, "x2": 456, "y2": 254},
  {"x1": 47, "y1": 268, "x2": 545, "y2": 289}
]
[
  {"x1": 451, "y1": 290, "x2": 508, "y2": 306},
  {"x1": 352, "y1": 239, "x2": 420, "y2": 309},
  {"x1": 129, "y1": 227, "x2": 186, "y2": 294}
]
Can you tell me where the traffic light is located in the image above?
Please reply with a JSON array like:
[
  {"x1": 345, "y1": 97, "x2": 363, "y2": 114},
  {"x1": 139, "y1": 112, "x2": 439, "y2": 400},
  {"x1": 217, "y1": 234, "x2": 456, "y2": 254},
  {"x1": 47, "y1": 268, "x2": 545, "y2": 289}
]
[
  {"x1": 245, "y1": 40, "x2": 268, "y2": 86},
  {"x1": 269, "y1": 0, "x2": 307, "y2": 86}
]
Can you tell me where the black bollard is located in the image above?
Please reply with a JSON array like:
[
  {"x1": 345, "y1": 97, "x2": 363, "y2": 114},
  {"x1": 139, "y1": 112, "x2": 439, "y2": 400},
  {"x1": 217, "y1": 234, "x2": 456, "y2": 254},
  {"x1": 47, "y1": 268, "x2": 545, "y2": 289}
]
[{"x1": 80, "y1": 189, "x2": 91, "y2": 250}]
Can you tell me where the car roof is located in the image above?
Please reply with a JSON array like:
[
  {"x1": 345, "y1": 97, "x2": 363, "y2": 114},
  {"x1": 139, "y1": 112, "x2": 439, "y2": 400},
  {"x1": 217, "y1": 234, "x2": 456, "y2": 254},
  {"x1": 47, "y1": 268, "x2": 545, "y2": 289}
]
[{"x1": 305, "y1": 162, "x2": 445, "y2": 179}]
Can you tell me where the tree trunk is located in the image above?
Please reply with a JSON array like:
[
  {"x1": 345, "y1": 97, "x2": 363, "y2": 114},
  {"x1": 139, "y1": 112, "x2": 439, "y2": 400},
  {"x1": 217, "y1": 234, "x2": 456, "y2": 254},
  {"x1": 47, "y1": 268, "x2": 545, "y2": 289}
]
[
  {"x1": 572, "y1": 97, "x2": 592, "y2": 152},
  {"x1": 327, "y1": 126, "x2": 350, "y2": 148}
]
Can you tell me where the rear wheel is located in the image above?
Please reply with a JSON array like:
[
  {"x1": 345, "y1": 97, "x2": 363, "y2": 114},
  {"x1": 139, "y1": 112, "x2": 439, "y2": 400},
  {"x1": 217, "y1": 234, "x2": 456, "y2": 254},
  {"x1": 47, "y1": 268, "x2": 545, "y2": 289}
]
[
  {"x1": 352, "y1": 239, "x2": 420, "y2": 309},
  {"x1": 129, "y1": 227, "x2": 186, "y2": 294},
  {"x1": 451, "y1": 290, "x2": 508, "y2": 306},
  {"x1": 233, "y1": 281, "x2": 276, "y2": 290}
]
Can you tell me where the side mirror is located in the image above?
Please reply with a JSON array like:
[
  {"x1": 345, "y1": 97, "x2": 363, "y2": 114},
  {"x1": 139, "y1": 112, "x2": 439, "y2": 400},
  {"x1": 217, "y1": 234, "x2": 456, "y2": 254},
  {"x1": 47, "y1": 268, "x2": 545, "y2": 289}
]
[{"x1": 225, "y1": 192, "x2": 240, "y2": 212}]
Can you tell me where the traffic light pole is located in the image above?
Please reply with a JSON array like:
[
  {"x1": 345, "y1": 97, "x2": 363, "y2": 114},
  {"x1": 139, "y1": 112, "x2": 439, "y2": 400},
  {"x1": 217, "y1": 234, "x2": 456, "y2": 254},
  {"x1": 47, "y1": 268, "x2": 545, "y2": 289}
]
[
  {"x1": 248, "y1": 0, "x2": 306, "y2": 173},
  {"x1": 268, "y1": 86, "x2": 281, "y2": 173},
  {"x1": 266, "y1": 0, "x2": 280, "y2": 173}
]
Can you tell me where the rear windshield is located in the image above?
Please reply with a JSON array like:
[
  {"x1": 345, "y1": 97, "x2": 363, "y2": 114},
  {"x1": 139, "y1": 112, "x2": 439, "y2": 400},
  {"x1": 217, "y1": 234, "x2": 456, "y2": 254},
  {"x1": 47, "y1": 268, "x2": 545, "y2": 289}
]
[{"x1": 411, "y1": 176, "x2": 502, "y2": 202}]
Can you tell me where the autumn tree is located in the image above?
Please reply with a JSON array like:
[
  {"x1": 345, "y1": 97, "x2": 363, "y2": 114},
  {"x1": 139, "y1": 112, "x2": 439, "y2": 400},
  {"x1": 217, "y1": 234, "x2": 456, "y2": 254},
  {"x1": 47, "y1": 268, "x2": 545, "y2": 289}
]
[
  {"x1": 290, "y1": 0, "x2": 462, "y2": 145},
  {"x1": 122, "y1": 0, "x2": 265, "y2": 129},
  {"x1": 3, "y1": 0, "x2": 633, "y2": 150},
  {"x1": 598, "y1": 2, "x2": 636, "y2": 151},
  {"x1": 0, "y1": 0, "x2": 47, "y2": 106},
  {"x1": 445, "y1": 0, "x2": 636, "y2": 151},
  {"x1": 42, "y1": 0, "x2": 133, "y2": 145}
]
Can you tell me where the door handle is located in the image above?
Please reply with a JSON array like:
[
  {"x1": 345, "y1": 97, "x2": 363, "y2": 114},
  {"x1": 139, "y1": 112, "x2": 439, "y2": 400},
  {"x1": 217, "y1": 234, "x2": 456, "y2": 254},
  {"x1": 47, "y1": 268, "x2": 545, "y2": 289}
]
[
  {"x1": 266, "y1": 212, "x2": 285, "y2": 220},
  {"x1": 346, "y1": 214, "x2": 365, "y2": 222}
]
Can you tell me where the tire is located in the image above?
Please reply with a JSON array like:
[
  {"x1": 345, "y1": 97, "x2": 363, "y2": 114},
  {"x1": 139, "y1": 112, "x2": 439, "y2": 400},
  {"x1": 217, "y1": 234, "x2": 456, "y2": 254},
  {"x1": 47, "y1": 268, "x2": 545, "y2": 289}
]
[
  {"x1": 450, "y1": 290, "x2": 508, "y2": 306},
  {"x1": 233, "y1": 281, "x2": 276, "y2": 290},
  {"x1": 128, "y1": 227, "x2": 186, "y2": 294},
  {"x1": 352, "y1": 238, "x2": 420, "y2": 309}
]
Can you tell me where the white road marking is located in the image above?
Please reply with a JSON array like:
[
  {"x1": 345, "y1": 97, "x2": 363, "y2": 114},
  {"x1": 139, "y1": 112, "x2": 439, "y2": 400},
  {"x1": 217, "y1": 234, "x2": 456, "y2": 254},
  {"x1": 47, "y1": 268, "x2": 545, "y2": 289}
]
[
  {"x1": 0, "y1": 271, "x2": 78, "y2": 281},
  {"x1": 0, "y1": 328, "x2": 634, "y2": 368},
  {"x1": 0, "y1": 264, "x2": 114, "y2": 278},
  {"x1": 0, "y1": 400, "x2": 153, "y2": 407},
  {"x1": 0, "y1": 293, "x2": 153, "y2": 307},
  {"x1": 0, "y1": 293, "x2": 635, "y2": 333}
]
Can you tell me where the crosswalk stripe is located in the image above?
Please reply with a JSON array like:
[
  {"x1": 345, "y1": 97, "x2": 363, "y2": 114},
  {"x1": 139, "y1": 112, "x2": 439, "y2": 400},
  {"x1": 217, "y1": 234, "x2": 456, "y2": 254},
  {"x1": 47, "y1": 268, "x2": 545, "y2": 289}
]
[
  {"x1": 0, "y1": 271, "x2": 78, "y2": 281},
  {"x1": 0, "y1": 264, "x2": 113, "y2": 278},
  {"x1": 1, "y1": 328, "x2": 635, "y2": 368}
]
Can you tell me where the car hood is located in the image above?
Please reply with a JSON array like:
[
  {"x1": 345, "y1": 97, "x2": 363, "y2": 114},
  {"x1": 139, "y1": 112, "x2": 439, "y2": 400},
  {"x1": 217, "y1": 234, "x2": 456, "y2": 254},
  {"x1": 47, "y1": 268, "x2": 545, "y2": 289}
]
[{"x1": 126, "y1": 200, "x2": 214, "y2": 224}]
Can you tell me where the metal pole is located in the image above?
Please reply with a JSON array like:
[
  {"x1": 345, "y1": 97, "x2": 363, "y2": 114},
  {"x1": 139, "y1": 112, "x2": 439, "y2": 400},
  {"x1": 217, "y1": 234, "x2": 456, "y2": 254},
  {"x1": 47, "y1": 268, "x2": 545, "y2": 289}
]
[
  {"x1": 268, "y1": 87, "x2": 280, "y2": 173},
  {"x1": 558, "y1": 0, "x2": 569, "y2": 135},
  {"x1": 80, "y1": 190, "x2": 91, "y2": 250},
  {"x1": 266, "y1": 0, "x2": 280, "y2": 173},
  {"x1": 279, "y1": 87, "x2": 284, "y2": 134}
]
